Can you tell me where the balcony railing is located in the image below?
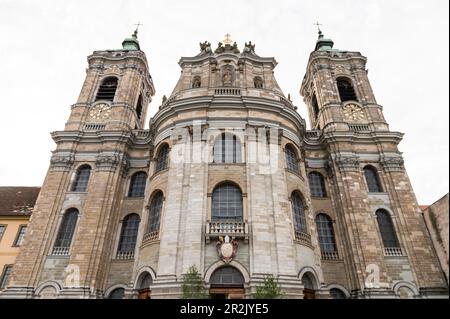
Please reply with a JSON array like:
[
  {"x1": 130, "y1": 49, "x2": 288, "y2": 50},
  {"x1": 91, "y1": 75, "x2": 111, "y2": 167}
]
[
  {"x1": 321, "y1": 251, "x2": 339, "y2": 260},
  {"x1": 214, "y1": 88, "x2": 241, "y2": 96},
  {"x1": 384, "y1": 247, "x2": 403, "y2": 257},
  {"x1": 294, "y1": 231, "x2": 311, "y2": 246},
  {"x1": 348, "y1": 124, "x2": 370, "y2": 132},
  {"x1": 51, "y1": 246, "x2": 70, "y2": 256},
  {"x1": 206, "y1": 220, "x2": 248, "y2": 242},
  {"x1": 143, "y1": 231, "x2": 159, "y2": 244},
  {"x1": 83, "y1": 123, "x2": 106, "y2": 131},
  {"x1": 116, "y1": 250, "x2": 135, "y2": 260},
  {"x1": 304, "y1": 130, "x2": 321, "y2": 139},
  {"x1": 133, "y1": 130, "x2": 150, "y2": 138}
]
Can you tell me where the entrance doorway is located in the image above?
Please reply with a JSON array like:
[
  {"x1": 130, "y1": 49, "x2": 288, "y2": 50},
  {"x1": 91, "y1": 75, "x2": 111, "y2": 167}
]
[
  {"x1": 301, "y1": 272, "x2": 317, "y2": 299},
  {"x1": 209, "y1": 287, "x2": 245, "y2": 299},
  {"x1": 209, "y1": 266, "x2": 245, "y2": 299}
]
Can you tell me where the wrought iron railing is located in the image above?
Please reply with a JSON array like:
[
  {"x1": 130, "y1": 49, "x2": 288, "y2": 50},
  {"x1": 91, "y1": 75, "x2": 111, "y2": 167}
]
[{"x1": 51, "y1": 246, "x2": 70, "y2": 256}]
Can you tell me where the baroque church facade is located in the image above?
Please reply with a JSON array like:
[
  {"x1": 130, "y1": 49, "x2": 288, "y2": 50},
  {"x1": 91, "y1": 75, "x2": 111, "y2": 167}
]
[{"x1": 1, "y1": 31, "x2": 448, "y2": 299}]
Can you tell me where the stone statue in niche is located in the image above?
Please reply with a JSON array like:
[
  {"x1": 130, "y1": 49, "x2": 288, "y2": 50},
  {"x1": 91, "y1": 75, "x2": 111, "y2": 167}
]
[
  {"x1": 192, "y1": 76, "x2": 201, "y2": 88},
  {"x1": 254, "y1": 76, "x2": 263, "y2": 88},
  {"x1": 222, "y1": 66, "x2": 234, "y2": 86}
]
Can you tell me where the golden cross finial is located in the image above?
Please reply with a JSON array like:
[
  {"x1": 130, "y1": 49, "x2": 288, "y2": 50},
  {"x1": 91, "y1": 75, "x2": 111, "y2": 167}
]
[
  {"x1": 223, "y1": 33, "x2": 233, "y2": 45},
  {"x1": 134, "y1": 21, "x2": 143, "y2": 32},
  {"x1": 314, "y1": 21, "x2": 322, "y2": 33}
]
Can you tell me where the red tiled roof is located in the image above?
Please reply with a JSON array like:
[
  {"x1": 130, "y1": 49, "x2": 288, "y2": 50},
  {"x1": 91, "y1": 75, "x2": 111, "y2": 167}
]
[{"x1": 0, "y1": 187, "x2": 41, "y2": 216}]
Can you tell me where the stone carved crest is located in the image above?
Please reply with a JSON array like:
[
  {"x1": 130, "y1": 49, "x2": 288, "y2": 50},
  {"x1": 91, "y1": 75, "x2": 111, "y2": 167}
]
[{"x1": 216, "y1": 235, "x2": 238, "y2": 263}]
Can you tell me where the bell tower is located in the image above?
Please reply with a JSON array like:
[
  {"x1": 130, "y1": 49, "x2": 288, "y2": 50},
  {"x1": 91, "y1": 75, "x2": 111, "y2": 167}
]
[
  {"x1": 3, "y1": 30, "x2": 155, "y2": 299},
  {"x1": 66, "y1": 29, "x2": 155, "y2": 131},
  {"x1": 300, "y1": 30, "x2": 388, "y2": 132}
]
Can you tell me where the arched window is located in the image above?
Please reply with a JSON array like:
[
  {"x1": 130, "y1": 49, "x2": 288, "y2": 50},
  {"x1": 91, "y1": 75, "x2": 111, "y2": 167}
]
[
  {"x1": 364, "y1": 166, "x2": 383, "y2": 193},
  {"x1": 147, "y1": 191, "x2": 163, "y2": 233},
  {"x1": 210, "y1": 266, "x2": 245, "y2": 287},
  {"x1": 291, "y1": 191, "x2": 307, "y2": 234},
  {"x1": 212, "y1": 183, "x2": 243, "y2": 221},
  {"x1": 376, "y1": 209, "x2": 400, "y2": 249},
  {"x1": 128, "y1": 172, "x2": 147, "y2": 197},
  {"x1": 213, "y1": 133, "x2": 242, "y2": 164},
  {"x1": 312, "y1": 94, "x2": 319, "y2": 120},
  {"x1": 108, "y1": 288, "x2": 125, "y2": 299},
  {"x1": 95, "y1": 77, "x2": 118, "y2": 102},
  {"x1": 116, "y1": 214, "x2": 140, "y2": 259},
  {"x1": 71, "y1": 165, "x2": 91, "y2": 192},
  {"x1": 337, "y1": 77, "x2": 357, "y2": 102},
  {"x1": 315, "y1": 213, "x2": 338, "y2": 259},
  {"x1": 308, "y1": 172, "x2": 327, "y2": 197},
  {"x1": 285, "y1": 145, "x2": 299, "y2": 172},
  {"x1": 192, "y1": 76, "x2": 201, "y2": 88},
  {"x1": 254, "y1": 76, "x2": 263, "y2": 88},
  {"x1": 155, "y1": 144, "x2": 169, "y2": 173},
  {"x1": 52, "y1": 208, "x2": 78, "y2": 255},
  {"x1": 136, "y1": 94, "x2": 143, "y2": 120},
  {"x1": 330, "y1": 288, "x2": 346, "y2": 299}
]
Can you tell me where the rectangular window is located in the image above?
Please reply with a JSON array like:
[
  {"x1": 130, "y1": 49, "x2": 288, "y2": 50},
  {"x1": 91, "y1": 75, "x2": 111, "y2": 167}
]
[
  {"x1": 0, "y1": 225, "x2": 6, "y2": 242},
  {"x1": 13, "y1": 225, "x2": 27, "y2": 246},
  {"x1": 0, "y1": 265, "x2": 13, "y2": 289}
]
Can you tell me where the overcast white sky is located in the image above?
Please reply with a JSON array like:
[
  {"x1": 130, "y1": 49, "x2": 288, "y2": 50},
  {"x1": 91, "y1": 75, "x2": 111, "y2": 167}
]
[{"x1": 0, "y1": 0, "x2": 448, "y2": 205}]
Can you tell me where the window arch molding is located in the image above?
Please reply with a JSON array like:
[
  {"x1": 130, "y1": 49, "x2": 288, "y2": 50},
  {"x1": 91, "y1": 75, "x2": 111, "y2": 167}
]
[
  {"x1": 324, "y1": 284, "x2": 350, "y2": 299},
  {"x1": 204, "y1": 260, "x2": 250, "y2": 285},
  {"x1": 104, "y1": 284, "x2": 127, "y2": 299},
  {"x1": 375, "y1": 208, "x2": 401, "y2": 251},
  {"x1": 133, "y1": 266, "x2": 157, "y2": 289},
  {"x1": 297, "y1": 267, "x2": 320, "y2": 290},
  {"x1": 35, "y1": 281, "x2": 62, "y2": 297},
  {"x1": 392, "y1": 281, "x2": 419, "y2": 298}
]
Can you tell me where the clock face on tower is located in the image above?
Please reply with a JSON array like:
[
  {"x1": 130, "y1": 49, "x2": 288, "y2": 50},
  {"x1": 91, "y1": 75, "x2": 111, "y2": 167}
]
[
  {"x1": 88, "y1": 103, "x2": 112, "y2": 121},
  {"x1": 343, "y1": 103, "x2": 365, "y2": 122}
]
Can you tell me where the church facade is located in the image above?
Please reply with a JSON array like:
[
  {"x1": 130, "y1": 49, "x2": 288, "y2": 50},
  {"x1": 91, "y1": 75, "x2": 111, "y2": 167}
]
[{"x1": 1, "y1": 31, "x2": 448, "y2": 299}]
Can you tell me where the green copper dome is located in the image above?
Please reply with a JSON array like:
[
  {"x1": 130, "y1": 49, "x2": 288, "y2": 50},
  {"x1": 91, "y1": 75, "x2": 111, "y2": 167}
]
[
  {"x1": 315, "y1": 30, "x2": 334, "y2": 51},
  {"x1": 122, "y1": 30, "x2": 140, "y2": 50}
]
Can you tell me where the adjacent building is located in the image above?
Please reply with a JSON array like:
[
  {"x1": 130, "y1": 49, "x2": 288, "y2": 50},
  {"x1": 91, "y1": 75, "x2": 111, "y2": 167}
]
[{"x1": 0, "y1": 187, "x2": 40, "y2": 290}]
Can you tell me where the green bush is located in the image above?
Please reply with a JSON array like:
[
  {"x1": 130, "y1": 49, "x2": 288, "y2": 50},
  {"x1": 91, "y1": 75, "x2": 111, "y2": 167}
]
[{"x1": 181, "y1": 265, "x2": 208, "y2": 299}]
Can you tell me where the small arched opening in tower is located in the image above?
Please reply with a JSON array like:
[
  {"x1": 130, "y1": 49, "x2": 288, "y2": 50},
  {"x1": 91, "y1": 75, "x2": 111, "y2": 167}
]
[
  {"x1": 136, "y1": 94, "x2": 143, "y2": 121},
  {"x1": 336, "y1": 77, "x2": 357, "y2": 102},
  {"x1": 95, "y1": 77, "x2": 118, "y2": 102}
]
